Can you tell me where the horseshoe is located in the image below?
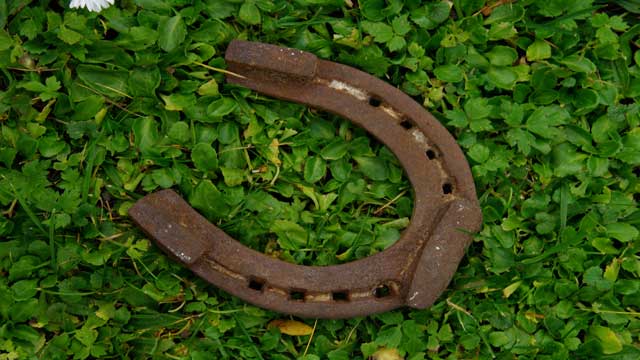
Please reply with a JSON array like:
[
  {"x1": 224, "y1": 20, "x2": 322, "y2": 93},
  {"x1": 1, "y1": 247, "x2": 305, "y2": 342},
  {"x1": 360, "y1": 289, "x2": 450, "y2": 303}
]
[{"x1": 129, "y1": 40, "x2": 482, "y2": 319}]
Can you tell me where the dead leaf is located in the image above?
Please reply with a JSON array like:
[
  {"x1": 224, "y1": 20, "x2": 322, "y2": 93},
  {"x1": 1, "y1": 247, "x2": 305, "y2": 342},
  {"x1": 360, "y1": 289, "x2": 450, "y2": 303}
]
[
  {"x1": 480, "y1": 0, "x2": 514, "y2": 16},
  {"x1": 267, "y1": 319, "x2": 313, "y2": 336},
  {"x1": 371, "y1": 348, "x2": 403, "y2": 360},
  {"x1": 266, "y1": 138, "x2": 282, "y2": 166},
  {"x1": 369, "y1": 348, "x2": 404, "y2": 360}
]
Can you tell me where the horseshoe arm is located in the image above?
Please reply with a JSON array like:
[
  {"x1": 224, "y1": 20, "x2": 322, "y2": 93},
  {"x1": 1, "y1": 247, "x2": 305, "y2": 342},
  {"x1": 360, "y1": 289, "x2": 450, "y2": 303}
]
[
  {"x1": 129, "y1": 190, "x2": 410, "y2": 318},
  {"x1": 406, "y1": 198, "x2": 482, "y2": 308}
]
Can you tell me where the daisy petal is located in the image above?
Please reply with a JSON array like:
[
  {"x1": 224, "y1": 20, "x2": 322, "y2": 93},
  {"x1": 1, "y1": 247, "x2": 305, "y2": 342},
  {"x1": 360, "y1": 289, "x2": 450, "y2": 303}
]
[{"x1": 69, "y1": 0, "x2": 114, "y2": 12}]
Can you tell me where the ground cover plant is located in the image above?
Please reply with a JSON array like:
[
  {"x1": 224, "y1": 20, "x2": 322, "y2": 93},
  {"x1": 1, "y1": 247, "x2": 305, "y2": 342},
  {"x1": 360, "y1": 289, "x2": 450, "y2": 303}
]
[{"x1": 1, "y1": 0, "x2": 639, "y2": 358}]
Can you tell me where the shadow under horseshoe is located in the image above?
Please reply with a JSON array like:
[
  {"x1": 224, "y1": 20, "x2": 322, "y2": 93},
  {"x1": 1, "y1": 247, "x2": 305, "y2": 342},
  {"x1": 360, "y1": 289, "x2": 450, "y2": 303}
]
[{"x1": 128, "y1": 40, "x2": 482, "y2": 319}]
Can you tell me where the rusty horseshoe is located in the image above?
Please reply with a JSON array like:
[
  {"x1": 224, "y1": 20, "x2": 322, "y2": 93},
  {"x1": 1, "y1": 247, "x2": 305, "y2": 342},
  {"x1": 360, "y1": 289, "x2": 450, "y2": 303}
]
[{"x1": 129, "y1": 40, "x2": 482, "y2": 319}]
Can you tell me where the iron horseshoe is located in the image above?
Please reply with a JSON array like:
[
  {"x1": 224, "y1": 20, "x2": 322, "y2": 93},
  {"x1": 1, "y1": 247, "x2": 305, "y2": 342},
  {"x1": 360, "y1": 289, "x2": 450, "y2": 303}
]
[{"x1": 129, "y1": 40, "x2": 482, "y2": 319}]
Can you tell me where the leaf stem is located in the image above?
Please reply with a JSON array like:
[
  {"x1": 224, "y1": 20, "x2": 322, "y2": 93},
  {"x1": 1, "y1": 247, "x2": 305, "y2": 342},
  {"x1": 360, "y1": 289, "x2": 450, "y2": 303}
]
[
  {"x1": 194, "y1": 61, "x2": 247, "y2": 79},
  {"x1": 49, "y1": 209, "x2": 57, "y2": 272},
  {"x1": 374, "y1": 190, "x2": 408, "y2": 216},
  {"x1": 6, "y1": 180, "x2": 47, "y2": 235},
  {"x1": 233, "y1": 314, "x2": 265, "y2": 360},
  {"x1": 302, "y1": 319, "x2": 318, "y2": 357}
]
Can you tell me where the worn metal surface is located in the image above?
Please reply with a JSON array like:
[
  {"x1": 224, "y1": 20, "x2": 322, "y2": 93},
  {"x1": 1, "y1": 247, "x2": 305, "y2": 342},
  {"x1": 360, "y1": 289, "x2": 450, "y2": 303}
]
[{"x1": 129, "y1": 40, "x2": 482, "y2": 319}]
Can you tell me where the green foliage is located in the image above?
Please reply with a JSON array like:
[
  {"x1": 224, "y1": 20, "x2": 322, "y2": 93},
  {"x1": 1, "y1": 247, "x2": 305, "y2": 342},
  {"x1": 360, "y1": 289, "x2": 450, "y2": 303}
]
[{"x1": 1, "y1": 0, "x2": 639, "y2": 359}]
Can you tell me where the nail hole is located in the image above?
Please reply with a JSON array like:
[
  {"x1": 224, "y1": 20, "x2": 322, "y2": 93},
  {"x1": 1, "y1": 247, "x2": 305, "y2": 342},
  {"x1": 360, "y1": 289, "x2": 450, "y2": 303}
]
[
  {"x1": 332, "y1": 291, "x2": 349, "y2": 302},
  {"x1": 374, "y1": 284, "x2": 391, "y2": 298},
  {"x1": 368, "y1": 97, "x2": 381, "y2": 107},
  {"x1": 290, "y1": 290, "x2": 306, "y2": 301},
  {"x1": 248, "y1": 278, "x2": 265, "y2": 292},
  {"x1": 399, "y1": 119, "x2": 413, "y2": 129},
  {"x1": 426, "y1": 149, "x2": 436, "y2": 159},
  {"x1": 442, "y1": 183, "x2": 453, "y2": 194}
]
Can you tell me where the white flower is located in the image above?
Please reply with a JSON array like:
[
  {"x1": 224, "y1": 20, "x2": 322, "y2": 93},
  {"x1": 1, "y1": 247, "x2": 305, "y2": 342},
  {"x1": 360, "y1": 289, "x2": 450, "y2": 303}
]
[{"x1": 69, "y1": 0, "x2": 114, "y2": 12}]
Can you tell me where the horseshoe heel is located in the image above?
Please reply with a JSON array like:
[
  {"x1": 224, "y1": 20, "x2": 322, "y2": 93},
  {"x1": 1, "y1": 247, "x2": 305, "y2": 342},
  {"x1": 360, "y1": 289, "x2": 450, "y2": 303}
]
[{"x1": 129, "y1": 40, "x2": 482, "y2": 319}]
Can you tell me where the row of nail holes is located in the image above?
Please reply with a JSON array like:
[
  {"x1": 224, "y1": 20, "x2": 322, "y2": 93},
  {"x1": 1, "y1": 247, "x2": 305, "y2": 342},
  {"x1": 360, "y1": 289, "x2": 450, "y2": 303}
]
[
  {"x1": 368, "y1": 96, "x2": 454, "y2": 196},
  {"x1": 248, "y1": 278, "x2": 392, "y2": 302}
]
